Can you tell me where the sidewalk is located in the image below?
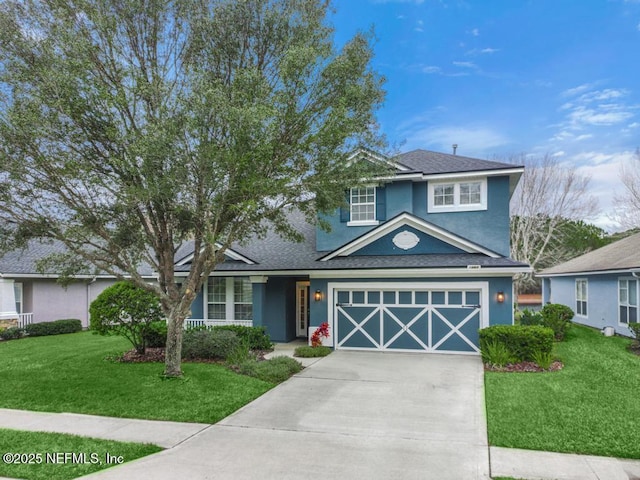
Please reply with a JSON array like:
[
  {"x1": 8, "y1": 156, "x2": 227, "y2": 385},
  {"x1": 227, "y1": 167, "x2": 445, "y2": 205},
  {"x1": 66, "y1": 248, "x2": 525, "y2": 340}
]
[
  {"x1": 0, "y1": 408, "x2": 209, "y2": 449},
  {"x1": 490, "y1": 446, "x2": 640, "y2": 480},
  {"x1": 3, "y1": 409, "x2": 640, "y2": 479}
]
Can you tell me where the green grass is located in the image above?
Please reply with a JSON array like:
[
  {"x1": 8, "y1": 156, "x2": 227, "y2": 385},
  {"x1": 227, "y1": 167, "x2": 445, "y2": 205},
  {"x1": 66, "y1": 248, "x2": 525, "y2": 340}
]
[
  {"x1": 0, "y1": 332, "x2": 273, "y2": 423},
  {"x1": 0, "y1": 428, "x2": 161, "y2": 480},
  {"x1": 485, "y1": 325, "x2": 640, "y2": 459}
]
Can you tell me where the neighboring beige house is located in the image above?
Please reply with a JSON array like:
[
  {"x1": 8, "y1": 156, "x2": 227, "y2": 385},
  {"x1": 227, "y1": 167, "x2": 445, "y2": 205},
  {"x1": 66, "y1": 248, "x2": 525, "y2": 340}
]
[{"x1": 0, "y1": 240, "x2": 154, "y2": 329}]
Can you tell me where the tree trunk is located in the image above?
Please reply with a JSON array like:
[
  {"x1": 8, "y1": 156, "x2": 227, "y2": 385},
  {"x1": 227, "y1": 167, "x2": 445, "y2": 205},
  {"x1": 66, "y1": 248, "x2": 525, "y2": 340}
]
[{"x1": 164, "y1": 310, "x2": 186, "y2": 377}]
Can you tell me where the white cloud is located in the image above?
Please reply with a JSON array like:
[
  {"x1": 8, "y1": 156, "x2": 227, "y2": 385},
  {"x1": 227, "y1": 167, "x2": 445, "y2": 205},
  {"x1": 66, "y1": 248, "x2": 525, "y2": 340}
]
[
  {"x1": 637, "y1": 21, "x2": 640, "y2": 31},
  {"x1": 628, "y1": 122, "x2": 640, "y2": 128},
  {"x1": 471, "y1": 28, "x2": 479, "y2": 36},
  {"x1": 422, "y1": 65, "x2": 442, "y2": 74},
  {"x1": 466, "y1": 47, "x2": 500, "y2": 56},
  {"x1": 575, "y1": 134, "x2": 593, "y2": 141},
  {"x1": 452, "y1": 61, "x2": 477, "y2": 69},
  {"x1": 561, "y1": 83, "x2": 595, "y2": 98},
  {"x1": 401, "y1": 124, "x2": 510, "y2": 154},
  {"x1": 552, "y1": 151, "x2": 565, "y2": 157},
  {"x1": 567, "y1": 105, "x2": 634, "y2": 127}
]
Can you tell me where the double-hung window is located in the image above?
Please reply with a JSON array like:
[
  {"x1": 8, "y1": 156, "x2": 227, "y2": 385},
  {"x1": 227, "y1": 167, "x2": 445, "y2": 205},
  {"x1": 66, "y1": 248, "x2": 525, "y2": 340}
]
[
  {"x1": 619, "y1": 279, "x2": 638, "y2": 325},
  {"x1": 14, "y1": 282, "x2": 23, "y2": 314},
  {"x1": 575, "y1": 279, "x2": 587, "y2": 316},
  {"x1": 349, "y1": 187, "x2": 376, "y2": 223},
  {"x1": 428, "y1": 179, "x2": 487, "y2": 213},
  {"x1": 206, "y1": 277, "x2": 253, "y2": 322}
]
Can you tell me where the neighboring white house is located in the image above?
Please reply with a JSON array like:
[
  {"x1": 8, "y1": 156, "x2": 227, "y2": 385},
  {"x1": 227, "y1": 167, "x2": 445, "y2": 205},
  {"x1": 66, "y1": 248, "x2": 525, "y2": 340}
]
[{"x1": 538, "y1": 232, "x2": 640, "y2": 337}]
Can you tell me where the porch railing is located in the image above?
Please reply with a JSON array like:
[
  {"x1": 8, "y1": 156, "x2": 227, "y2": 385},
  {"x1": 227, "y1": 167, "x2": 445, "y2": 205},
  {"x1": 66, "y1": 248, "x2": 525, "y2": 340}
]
[
  {"x1": 184, "y1": 319, "x2": 253, "y2": 330},
  {"x1": 17, "y1": 313, "x2": 33, "y2": 328}
]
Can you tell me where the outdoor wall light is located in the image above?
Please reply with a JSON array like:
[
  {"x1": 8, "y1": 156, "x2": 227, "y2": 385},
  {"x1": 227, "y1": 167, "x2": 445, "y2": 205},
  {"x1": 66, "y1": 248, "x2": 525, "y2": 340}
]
[
  {"x1": 496, "y1": 291, "x2": 505, "y2": 303},
  {"x1": 314, "y1": 290, "x2": 323, "y2": 302}
]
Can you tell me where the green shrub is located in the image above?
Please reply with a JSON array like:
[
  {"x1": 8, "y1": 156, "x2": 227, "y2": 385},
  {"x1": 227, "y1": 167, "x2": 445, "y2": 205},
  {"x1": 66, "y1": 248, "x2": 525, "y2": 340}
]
[
  {"x1": 520, "y1": 308, "x2": 544, "y2": 326},
  {"x1": 479, "y1": 325, "x2": 554, "y2": 362},
  {"x1": 90, "y1": 281, "x2": 163, "y2": 353},
  {"x1": 25, "y1": 319, "x2": 82, "y2": 337},
  {"x1": 237, "y1": 356, "x2": 303, "y2": 383},
  {"x1": 480, "y1": 340, "x2": 515, "y2": 367},
  {"x1": 182, "y1": 329, "x2": 240, "y2": 360},
  {"x1": 0, "y1": 326, "x2": 24, "y2": 340},
  {"x1": 143, "y1": 321, "x2": 167, "y2": 348},
  {"x1": 225, "y1": 339, "x2": 252, "y2": 365},
  {"x1": 213, "y1": 325, "x2": 272, "y2": 350},
  {"x1": 532, "y1": 350, "x2": 554, "y2": 370},
  {"x1": 541, "y1": 303, "x2": 574, "y2": 341},
  {"x1": 294, "y1": 345, "x2": 332, "y2": 357}
]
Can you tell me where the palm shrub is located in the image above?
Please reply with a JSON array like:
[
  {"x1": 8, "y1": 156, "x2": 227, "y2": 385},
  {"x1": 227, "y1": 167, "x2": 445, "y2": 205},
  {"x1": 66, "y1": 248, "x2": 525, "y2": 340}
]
[
  {"x1": 481, "y1": 340, "x2": 515, "y2": 367},
  {"x1": 520, "y1": 308, "x2": 543, "y2": 326},
  {"x1": 541, "y1": 303, "x2": 574, "y2": 341}
]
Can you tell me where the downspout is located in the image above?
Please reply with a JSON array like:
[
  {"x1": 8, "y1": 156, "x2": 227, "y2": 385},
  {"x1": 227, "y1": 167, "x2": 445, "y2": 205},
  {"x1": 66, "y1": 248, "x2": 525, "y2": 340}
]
[{"x1": 86, "y1": 277, "x2": 97, "y2": 329}]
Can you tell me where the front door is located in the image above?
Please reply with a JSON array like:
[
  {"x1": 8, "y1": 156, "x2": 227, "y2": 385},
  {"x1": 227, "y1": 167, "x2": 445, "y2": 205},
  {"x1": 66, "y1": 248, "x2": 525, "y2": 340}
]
[{"x1": 296, "y1": 281, "x2": 310, "y2": 337}]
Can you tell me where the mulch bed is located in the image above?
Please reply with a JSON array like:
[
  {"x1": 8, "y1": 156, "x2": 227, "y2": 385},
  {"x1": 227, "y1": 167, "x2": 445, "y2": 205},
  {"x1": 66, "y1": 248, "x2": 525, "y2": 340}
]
[
  {"x1": 628, "y1": 342, "x2": 640, "y2": 356},
  {"x1": 484, "y1": 361, "x2": 564, "y2": 373}
]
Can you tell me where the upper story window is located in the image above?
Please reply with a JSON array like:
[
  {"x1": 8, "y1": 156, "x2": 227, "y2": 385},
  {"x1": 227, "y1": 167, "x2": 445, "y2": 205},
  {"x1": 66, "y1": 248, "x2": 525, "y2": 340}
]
[
  {"x1": 428, "y1": 178, "x2": 487, "y2": 213},
  {"x1": 348, "y1": 187, "x2": 379, "y2": 226}
]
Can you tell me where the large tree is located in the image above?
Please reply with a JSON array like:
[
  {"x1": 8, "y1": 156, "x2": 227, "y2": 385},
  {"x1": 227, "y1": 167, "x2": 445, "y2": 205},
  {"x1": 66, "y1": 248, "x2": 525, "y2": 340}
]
[
  {"x1": 613, "y1": 148, "x2": 640, "y2": 229},
  {"x1": 507, "y1": 153, "x2": 598, "y2": 292},
  {"x1": 0, "y1": 0, "x2": 386, "y2": 376}
]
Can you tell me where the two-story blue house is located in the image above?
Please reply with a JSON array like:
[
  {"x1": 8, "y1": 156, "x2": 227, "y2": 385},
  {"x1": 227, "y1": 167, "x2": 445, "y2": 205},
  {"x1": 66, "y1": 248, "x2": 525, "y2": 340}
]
[{"x1": 177, "y1": 149, "x2": 530, "y2": 354}]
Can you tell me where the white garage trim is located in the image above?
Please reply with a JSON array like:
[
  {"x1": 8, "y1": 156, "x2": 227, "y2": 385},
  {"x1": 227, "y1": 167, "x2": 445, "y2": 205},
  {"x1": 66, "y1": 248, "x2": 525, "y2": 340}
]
[{"x1": 327, "y1": 281, "x2": 489, "y2": 355}]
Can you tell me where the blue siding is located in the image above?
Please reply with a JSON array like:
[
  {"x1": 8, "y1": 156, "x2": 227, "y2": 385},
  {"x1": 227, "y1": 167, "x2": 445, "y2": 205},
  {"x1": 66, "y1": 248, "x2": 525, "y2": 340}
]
[
  {"x1": 316, "y1": 176, "x2": 512, "y2": 256},
  {"x1": 351, "y1": 225, "x2": 466, "y2": 256},
  {"x1": 547, "y1": 274, "x2": 634, "y2": 336},
  {"x1": 190, "y1": 289, "x2": 204, "y2": 319}
]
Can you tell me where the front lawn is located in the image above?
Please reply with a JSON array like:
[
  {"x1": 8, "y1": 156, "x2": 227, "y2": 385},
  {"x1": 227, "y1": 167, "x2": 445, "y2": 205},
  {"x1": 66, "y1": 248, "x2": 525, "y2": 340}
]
[
  {"x1": 485, "y1": 325, "x2": 640, "y2": 459},
  {"x1": 0, "y1": 332, "x2": 273, "y2": 423},
  {"x1": 0, "y1": 428, "x2": 162, "y2": 480}
]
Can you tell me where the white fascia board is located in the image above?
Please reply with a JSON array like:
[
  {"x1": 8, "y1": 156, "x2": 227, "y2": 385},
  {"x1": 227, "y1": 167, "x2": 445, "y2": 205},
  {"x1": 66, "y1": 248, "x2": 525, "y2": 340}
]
[
  {"x1": 347, "y1": 148, "x2": 411, "y2": 172},
  {"x1": 175, "y1": 266, "x2": 531, "y2": 278},
  {"x1": 538, "y1": 268, "x2": 640, "y2": 278},
  {"x1": 175, "y1": 243, "x2": 255, "y2": 267},
  {"x1": 420, "y1": 167, "x2": 524, "y2": 181},
  {"x1": 311, "y1": 267, "x2": 530, "y2": 279},
  {"x1": 1, "y1": 273, "x2": 156, "y2": 279},
  {"x1": 320, "y1": 212, "x2": 500, "y2": 261}
]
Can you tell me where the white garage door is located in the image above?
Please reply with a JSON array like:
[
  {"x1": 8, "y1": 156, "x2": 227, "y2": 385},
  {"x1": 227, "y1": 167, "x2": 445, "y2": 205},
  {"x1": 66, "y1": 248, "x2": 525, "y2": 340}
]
[{"x1": 331, "y1": 282, "x2": 488, "y2": 354}]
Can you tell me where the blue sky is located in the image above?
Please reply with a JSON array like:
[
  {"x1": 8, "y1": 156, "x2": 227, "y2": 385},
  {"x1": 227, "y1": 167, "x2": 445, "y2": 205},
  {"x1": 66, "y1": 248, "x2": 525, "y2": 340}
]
[{"x1": 330, "y1": 0, "x2": 640, "y2": 230}]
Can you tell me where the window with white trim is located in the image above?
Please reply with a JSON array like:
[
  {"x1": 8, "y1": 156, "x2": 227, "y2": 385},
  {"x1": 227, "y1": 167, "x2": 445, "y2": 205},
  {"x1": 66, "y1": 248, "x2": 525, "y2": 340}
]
[
  {"x1": 575, "y1": 279, "x2": 587, "y2": 316},
  {"x1": 428, "y1": 178, "x2": 487, "y2": 213},
  {"x1": 14, "y1": 282, "x2": 23, "y2": 314},
  {"x1": 207, "y1": 277, "x2": 227, "y2": 320},
  {"x1": 234, "y1": 277, "x2": 253, "y2": 321},
  {"x1": 206, "y1": 277, "x2": 253, "y2": 321},
  {"x1": 350, "y1": 187, "x2": 376, "y2": 223},
  {"x1": 619, "y1": 279, "x2": 638, "y2": 325}
]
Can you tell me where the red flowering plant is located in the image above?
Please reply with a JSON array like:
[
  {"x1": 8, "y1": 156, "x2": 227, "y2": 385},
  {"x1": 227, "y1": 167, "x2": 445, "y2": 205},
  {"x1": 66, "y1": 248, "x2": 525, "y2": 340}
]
[{"x1": 310, "y1": 322, "x2": 330, "y2": 347}]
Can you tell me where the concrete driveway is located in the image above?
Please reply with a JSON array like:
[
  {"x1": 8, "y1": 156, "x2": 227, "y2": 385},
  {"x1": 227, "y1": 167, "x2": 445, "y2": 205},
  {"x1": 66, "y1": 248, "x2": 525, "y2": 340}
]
[{"x1": 86, "y1": 351, "x2": 489, "y2": 480}]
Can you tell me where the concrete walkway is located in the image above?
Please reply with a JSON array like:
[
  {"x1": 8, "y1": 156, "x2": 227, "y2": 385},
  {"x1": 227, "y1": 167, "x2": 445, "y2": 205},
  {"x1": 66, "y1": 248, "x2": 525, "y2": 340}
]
[{"x1": 1, "y1": 347, "x2": 640, "y2": 479}]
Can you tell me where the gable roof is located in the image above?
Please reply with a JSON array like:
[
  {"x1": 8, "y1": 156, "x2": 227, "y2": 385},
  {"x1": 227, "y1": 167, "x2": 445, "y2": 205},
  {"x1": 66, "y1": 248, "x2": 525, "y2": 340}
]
[
  {"x1": 318, "y1": 212, "x2": 502, "y2": 261},
  {"x1": 394, "y1": 149, "x2": 519, "y2": 176},
  {"x1": 538, "y1": 232, "x2": 640, "y2": 277},
  {"x1": 0, "y1": 239, "x2": 155, "y2": 277}
]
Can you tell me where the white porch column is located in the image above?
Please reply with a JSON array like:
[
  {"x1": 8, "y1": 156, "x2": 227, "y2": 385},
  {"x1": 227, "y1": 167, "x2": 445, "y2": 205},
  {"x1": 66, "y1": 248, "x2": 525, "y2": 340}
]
[{"x1": 0, "y1": 278, "x2": 18, "y2": 322}]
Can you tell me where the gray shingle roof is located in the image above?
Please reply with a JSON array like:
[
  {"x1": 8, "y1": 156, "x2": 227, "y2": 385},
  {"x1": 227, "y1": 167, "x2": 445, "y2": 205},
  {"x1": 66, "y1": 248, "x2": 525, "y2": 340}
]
[
  {"x1": 394, "y1": 149, "x2": 519, "y2": 175},
  {"x1": 539, "y1": 232, "x2": 640, "y2": 276},
  {"x1": 0, "y1": 239, "x2": 154, "y2": 276}
]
